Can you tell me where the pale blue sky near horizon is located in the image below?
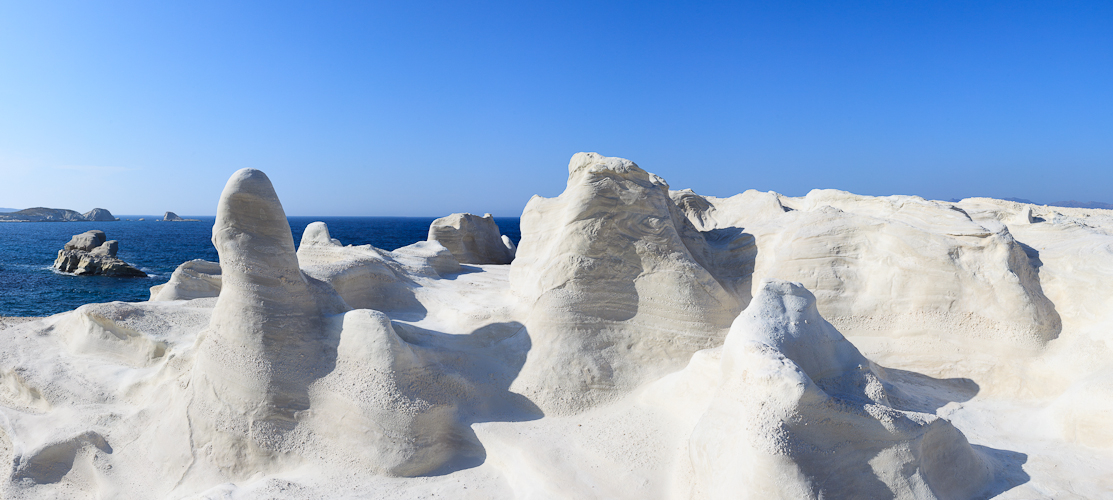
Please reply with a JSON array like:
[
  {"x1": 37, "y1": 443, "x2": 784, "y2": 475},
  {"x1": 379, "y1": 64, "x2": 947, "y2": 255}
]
[{"x1": 1, "y1": 1, "x2": 1110, "y2": 216}]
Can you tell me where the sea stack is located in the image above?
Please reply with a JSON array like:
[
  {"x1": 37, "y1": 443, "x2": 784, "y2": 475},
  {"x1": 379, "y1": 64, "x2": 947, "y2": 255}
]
[
  {"x1": 163, "y1": 211, "x2": 200, "y2": 221},
  {"x1": 53, "y1": 230, "x2": 146, "y2": 277}
]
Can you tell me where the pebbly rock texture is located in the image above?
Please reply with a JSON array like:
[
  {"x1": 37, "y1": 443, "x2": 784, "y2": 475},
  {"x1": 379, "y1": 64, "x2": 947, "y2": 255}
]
[
  {"x1": 0, "y1": 207, "x2": 117, "y2": 222},
  {"x1": 509, "y1": 152, "x2": 756, "y2": 414},
  {"x1": 53, "y1": 230, "x2": 146, "y2": 277},
  {"x1": 427, "y1": 213, "x2": 515, "y2": 264},
  {"x1": 162, "y1": 211, "x2": 200, "y2": 222}
]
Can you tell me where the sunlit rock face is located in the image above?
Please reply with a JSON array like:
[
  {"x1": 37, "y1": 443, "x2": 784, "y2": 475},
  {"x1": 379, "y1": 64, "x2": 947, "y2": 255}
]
[
  {"x1": 509, "y1": 152, "x2": 756, "y2": 414},
  {"x1": 427, "y1": 212, "x2": 515, "y2": 265},
  {"x1": 149, "y1": 259, "x2": 222, "y2": 301},
  {"x1": 672, "y1": 188, "x2": 1063, "y2": 379},
  {"x1": 2, "y1": 156, "x2": 1113, "y2": 498},
  {"x1": 187, "y1": 168, "x2": 337, "y2": 467},
  {"x1": 689, "y1": 281, "x2": 994, "y2": 499}
]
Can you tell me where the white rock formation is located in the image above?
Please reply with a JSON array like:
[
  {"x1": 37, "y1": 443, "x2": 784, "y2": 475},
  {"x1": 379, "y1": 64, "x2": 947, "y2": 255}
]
[
  {"x1": 3, "y1": 157, "x2": 1113, "y2": 498},
  {"x1": 689, "y1": 281, "x2": 993, "y2": 499},
  {"x1": 509, "y1": 152, "x2": 755, "y2": 413},
  {"x1": 427, "y1": 212, "x2": 515, "y2": 264},
  {"x1": 148, "y1": 259, "x2": 222, "y2": 301},
  {"x1": 296, "y1": 221, "x2": 460, "y2": 312},
  {"x1": 671, "y1": 189, "x2": 1062, "y2": 372}
]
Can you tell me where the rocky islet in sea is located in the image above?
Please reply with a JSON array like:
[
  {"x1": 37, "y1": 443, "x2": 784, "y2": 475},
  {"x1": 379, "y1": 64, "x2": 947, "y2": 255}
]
[
  {"x1": 0, "y1": 207, "x2": 118, "y2": 222},
  {"x1": 52, "y1": 229, "x2": 147, "y2": 277}
]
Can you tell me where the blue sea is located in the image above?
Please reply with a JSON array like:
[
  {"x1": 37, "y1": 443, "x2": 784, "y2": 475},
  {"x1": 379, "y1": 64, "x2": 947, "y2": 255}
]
[{"x1": 0, "y1": 216, "x2": 520, "y2": 317}]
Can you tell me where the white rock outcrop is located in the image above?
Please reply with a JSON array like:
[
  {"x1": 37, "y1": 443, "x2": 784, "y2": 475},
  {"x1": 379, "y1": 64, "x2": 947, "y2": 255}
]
[
  {"x1": 689, "y1": 280, "x2": 994, "y2": 499},
  {"x1": 427, "y1": 213, "x2": 515, "y2": 264},
  {"x1": 148, "y1": 259, "x2": 222, "y2": 301},
  {"x1": 671, "y1": 189, "x2": 1062, "y2": 374},
  {"x1": 3, "y1": 158, "x2": 1113, "y2": 498},
  {"x1": 509, "y1": 153, "x2": 756, "y2": 413}
]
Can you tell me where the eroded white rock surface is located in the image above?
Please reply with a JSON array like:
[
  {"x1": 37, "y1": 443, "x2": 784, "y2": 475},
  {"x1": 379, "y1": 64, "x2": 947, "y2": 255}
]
[
  {"x1": 2, "y1": 156, "x2": 1112, "y2": 499},
  {"x1": 510, "y1": 152, "x2": 754, "y2": 414},
  {"x1": 428, "y1": 212, "x2": 515, "y2": 265}
]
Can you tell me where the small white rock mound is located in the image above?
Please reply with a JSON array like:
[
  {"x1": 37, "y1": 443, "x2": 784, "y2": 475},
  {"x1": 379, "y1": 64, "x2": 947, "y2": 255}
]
[
  {"x1": 296, "y1": 221, "x2": 460, "y2": 312},
  {"x1": 148, "y1": 259, "x2": 222, "y2": 301},
  {"x1": 690, "y1": 280, "x2": 996, "y2": 499},
  {"x1": 509, "y1": 152, "x2": 756, "y2": 414},
  {"x1": 427, "y1": 213, "x2": 515, "y2": 264}
]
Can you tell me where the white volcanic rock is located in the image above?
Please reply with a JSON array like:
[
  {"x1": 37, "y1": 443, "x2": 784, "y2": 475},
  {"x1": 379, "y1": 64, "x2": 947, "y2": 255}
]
[
  {"x1": 428, "y1": 213, "x2": 515, "y2": 264},
  {"x1": 672, "y1": 189, "x2": 1062, "y2": 371},
  {"x1": 509, "y1": 152, "x2": 755, "y2": 414},
  {"x1": 295, "y1": 221, "x2": 453, "y2": 312},
  {"x1": 186, "y1": 168, "x2": 339, "y2": 472},
  {"x1": 148, "y1": 259, "x2": 222, "y2": 301},
  {"x1": 4, "y1": 159, "x2": 1113, "y2": 498},
  {"x1": 689, "y1": 280, "x2": 994, "y2": 499}
]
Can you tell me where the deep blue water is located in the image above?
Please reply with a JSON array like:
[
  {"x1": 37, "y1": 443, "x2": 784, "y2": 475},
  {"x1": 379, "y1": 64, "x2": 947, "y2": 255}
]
[{"x1": 0, "y1": 216, "x2": 520, "y2": 317}]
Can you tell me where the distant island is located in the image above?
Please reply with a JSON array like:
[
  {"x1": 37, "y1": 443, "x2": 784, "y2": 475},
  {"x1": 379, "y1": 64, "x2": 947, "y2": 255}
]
[
  {"x1": 162, "y1": 211, "x2": 201, "y2": 222},
  {"x1": 950, "y1": 197, "x2": 1113, "y2": 210},
  {"x1": 0, "y1": 207, "x2": 118, "y2": 222}
]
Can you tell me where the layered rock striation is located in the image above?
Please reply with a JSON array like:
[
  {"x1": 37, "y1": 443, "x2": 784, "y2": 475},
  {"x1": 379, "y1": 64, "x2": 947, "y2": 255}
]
[{"x1": 509, "y1": 152, "x2": 756, "y2": 413}]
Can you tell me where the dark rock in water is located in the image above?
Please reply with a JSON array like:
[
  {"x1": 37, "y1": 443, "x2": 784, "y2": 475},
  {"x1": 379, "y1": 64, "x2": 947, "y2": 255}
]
[
  {"x1": 53, "y1": 230, "x2": 146, "y2": 277},
  {"x1": 0, "y1": 207, "x2": 117, "y2": 222},
  {"x1": 163, "y1": 211, "x2": 200, "y2": 222}
]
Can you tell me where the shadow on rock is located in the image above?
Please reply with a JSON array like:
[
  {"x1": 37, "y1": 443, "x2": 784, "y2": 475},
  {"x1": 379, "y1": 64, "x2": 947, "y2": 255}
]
[
  {"x1": 878, "y1": 366, "x2": 980, "y2": 413},
  {"x1": 390, "y1": 320, "x2": 543, "y2": 476},
  {"x1": 972, "y1": 445, "x2": 1031, "y2": 498}
]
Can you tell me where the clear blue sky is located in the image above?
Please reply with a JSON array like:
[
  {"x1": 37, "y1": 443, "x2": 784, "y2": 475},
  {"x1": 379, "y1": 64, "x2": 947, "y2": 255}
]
[{"x1": 1, "y1": 1, "x2": 1110, "y2": 216}]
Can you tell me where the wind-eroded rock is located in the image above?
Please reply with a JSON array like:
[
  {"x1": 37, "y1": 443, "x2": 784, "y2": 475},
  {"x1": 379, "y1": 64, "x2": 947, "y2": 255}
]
[
  {"x1": 689, "y1": 280, "x2": 996, "y2": 499},
  {"x1": 509, "y1": 152, "x2": 756, "y2": 414},
  {"x1": 184, "y1": 168, "x2": 472, "y2": 479},
  {"x1": 428, "y1": 213, "x2": 515, "y2": 264}
]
